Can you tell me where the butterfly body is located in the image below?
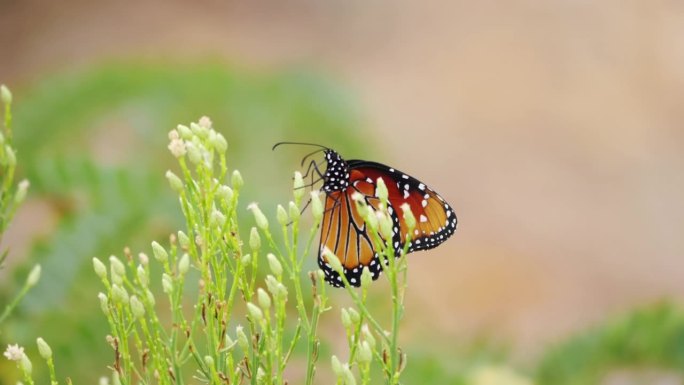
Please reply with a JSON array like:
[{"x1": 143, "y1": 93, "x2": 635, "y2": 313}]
[{"x1": 317, "y1": 149, "x2": 457, "y2": 287}]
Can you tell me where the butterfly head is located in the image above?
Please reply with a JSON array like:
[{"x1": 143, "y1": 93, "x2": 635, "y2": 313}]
[{"x1": 323, "y1": 149, "x2": 350, "y2": 192}]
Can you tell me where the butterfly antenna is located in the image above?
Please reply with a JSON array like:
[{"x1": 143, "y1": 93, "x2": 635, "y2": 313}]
[{"x1": 272, "y1": 141, "x2": 330, "y2": 151}]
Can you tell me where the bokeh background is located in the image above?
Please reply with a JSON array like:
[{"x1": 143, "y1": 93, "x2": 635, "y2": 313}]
[{"x1": 2, "y1": 1, "x2": 684, "y2": 384}]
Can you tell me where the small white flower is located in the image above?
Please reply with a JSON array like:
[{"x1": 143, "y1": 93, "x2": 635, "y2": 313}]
[
  {"x1": 168, "y1": 129, "x2": 180, "y2": 141},
  {"x1": 3, "y1": 344, "x2": 24, "y2": 361},
  {"x1": 198, "y1": 116, "x2": 213, "y2": 129},
  {"x1": 167, "y1": 138, "x2": 186, "y2": 158}
]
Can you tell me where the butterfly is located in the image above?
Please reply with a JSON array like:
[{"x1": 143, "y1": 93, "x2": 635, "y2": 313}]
[{"x1": 274, "y1": 142, "x2": 457, "y2": 287}]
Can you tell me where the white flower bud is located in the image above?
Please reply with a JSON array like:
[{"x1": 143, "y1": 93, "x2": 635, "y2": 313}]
[
  {"x1": 162, "y1": 274, "x2": 173, "y2": 294},
  {"x1": 231, "y1": 170, "x2": 244, "y2": 190},
  {"x1": 375, "y1": 177, "x2": 388, "y2": 204},
  {"x1": 311, "y1": 190, "x2": 323, "y2": 222},
  {"x1": 130, "y1": 296, "x2": 145, "y2": 319},
  {"x1": 138, "y1": 252, "x2": 149, "y2": 266},
  {"x1": 246, "y1": 302, "x2": 264, "y2": 323},
  {"x1": 357, "y1": 341, "x2": 372, "y2": 363},
  {"x1": 210, "y1": 209, "x2": 226, "y2": 227},
  {"x1": 240, "y1": 253, "x2": 252, "y2": 265},
  {"x1": 177, "y1": 231, "x2": 190, "y2": 249},
  {"x1": 266, "y1": 253, "x2": 283, "y2": 276},
  {"x1": 14, "y1": 179, "x2": 29, "y2": 205},
  {"x1": 236, "y1": 326, "x2": 249, "y2": 352},
  {"x1": 293, "y1": 171, "x2": 305, "y2": 202},
  {"x1": 204, "y1": 355, "x2": 214, "y2": 368},
  {"x1": 137, "y1": 265, "x2": 148, "y2": 287},
  {"x1": 151, "y1": 241, "x2": 168, "y2": 263},
  {"x1": 377, "y1": 211, "x2": 394, "y2": 240},
  {"x1": 362, "y1": 324, "x2": 375, "y2": 349},
  {"x1": 26, "y1": 264, "x2": 41, "y2": 287},
  {"x1": 276, "y1": 204, "x2": 288, "y2": 226},
  {"x1": 361, "y1": 266, "x2": 373, "y2": 288},
  {"x1": 247, "y1": 203, "x2": 268, "y2": 230},
  {"x1": 199, "y1": 116, "x2": 213, "y2": 129},
  {"x1": 178, "y1": 254, "x2": 190, "y2": 275},
  {"x1": 257, "y1": 288, "x2": 271, "y2": 310},
  {"x1": 249, "y1": 227, "x2": 261, "y2": 251},
  {"x1": 165, "y1": 170, "x2": 184, "y2": 192},
  {"x1": 98, "y1": 292, "x2": 109, "y2": 314},
  {"x1": 322, "y1": 247, "x2": 343, "y2": 274},
  {"x1": 111, "y1": 284, "x2": 129, "y2": 305},
  {"x1": 36, "y1": 338, "x2": 52, "y2": 360},
  {"x1": 213, "y1": 133, "x2": 228, "y2": 154},
  {"x1": 341, "y1": 308, "x2": 351, "y2": 329},
  {"x1": 176, "y1": 124, "x2": 192, "y2": 139},
  {"x1": 217, "y1": 185, "x2": 233, "y2": 202},
  {"x1": 20, "y1": 354, "x2": 32, "y2": 375},
  {"x1": 92, "y1": 257, "x2": 107, "y2": 279},
  {"x1": 331, "y1": 355, "x2": 343, "y2": 376},
  {"x1": 288, "y1": 201, "x2": 300, "y2": 221},
  {"x1": 145, "y1": 289, "x2": 155, "y2": 307},
  {"x1": 347, "y1": 308, "x2": 360, "y2": 325},
  {"x1": 109, "y1": 256, "x2": 125, "y2": 277},
  {"x1": 185, "y1": 142, "x2": 202, "y2": 164},
  {"x1": 400, "y1": 203, "x2": 416, "y2": 231},
  {"x1": 167, "y1": 139, "x2": 186, "y2": 158}
]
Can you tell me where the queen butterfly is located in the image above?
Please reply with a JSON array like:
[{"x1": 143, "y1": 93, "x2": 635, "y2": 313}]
[{"x1": 274, "y1": 142, "x2": 457, "y2": 287}]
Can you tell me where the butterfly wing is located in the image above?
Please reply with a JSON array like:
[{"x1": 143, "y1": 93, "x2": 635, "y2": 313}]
[{"x1": 317, "y1": 160, "x2": 456, "y2": 287}]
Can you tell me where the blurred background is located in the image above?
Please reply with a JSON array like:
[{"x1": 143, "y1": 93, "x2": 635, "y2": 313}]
[{"x1": 2, "y1": 0, "x2": 684, "y2": 383}]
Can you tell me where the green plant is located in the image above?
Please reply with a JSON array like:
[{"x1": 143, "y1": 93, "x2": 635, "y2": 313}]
[{"x1": 86, "y1": 117, "x2": 411, "y2": 384}]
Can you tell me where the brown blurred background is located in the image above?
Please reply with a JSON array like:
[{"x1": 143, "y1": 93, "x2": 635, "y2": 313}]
[{"x1": 2, "y1": 0, "x2": 683, "y2": 361}]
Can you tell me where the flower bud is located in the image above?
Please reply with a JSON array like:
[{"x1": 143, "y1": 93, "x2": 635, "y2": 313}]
[
  {"x1": 362, "y1": 324, "x2": 375, "y2": 349},
  {"x1": 26, "y1": 264, "x2": 41, "y2": 287},
  {"x1": 130, "y1": 295, "x2": 145, "y2": 319},
  {"x1": 377, "y1": 211, "x2": 394, "y2": 240},
  {"x1": 111, "y1": 284, "x2": 129, "y2": 305},
  {"x1": 361, "y1": 267, "x2": 373, "y2": 288},
  {"x1": 331, "y1": 355, "x2": 343, "y2": 376},
  {"x1": 138, "y1": 252, "x2": 149, "y2": 266},
  {"x1": 322, "y1": 247, "x2": 343, "y2": 274},
  {"x1": 93, "y1": 257, "x2": 107, "y2": 279},
  {"x1": 185, "y1": 142, "x2": 202, "y2": 164},
  {"x1": 249, "y1": 227, "x2": 261, "y2": 251},
  {"x1": 256, "y1": 367, "x2": 266, "y2": 381},
  {"x1": 177, "y1": 124, "x2": 192, "y2": 139},
  {"x1": 137, "y1": 265, "x2": 148, "y2": 287},
  {"x1": 198, "y1": 116, "x2": 212, "y2": 129},
  {"x1": 311, "y1": 191, "x2": 324, "y2": 222},
  {"x1": 98, "y1": 292, "x2": 109, "y2": 314},
  {"x1": 210, "y1": 209, "x2": 226, "y2": 227},
  {"x1": 293, "y1": 171, "x2": 305, "y2": 203},
  {"x1": 240, "y1": 253, "x2": 252, "y2": 265},
  {"x1": 204, "y1": 355, "x2": 214, "y2": 368},
  {"x1": 357, "y1": 341, "x2": 372, "y2": 363},
  {"x1": 165, "y1": 170, "x2": 184, "y2": 192},
  {"x1": 375, "y1": 177, "x2": 388, "y2": 204},
  {"x1": 190, "y1": 122, "x2": 208, "y2": 138},
  {"x1": 14, "y1": 179, "x2": 29, "y2": 205},
  {"x1": 347, "y1": 308, "x2": 360, "y2": 325},
  {"x1": 246, "y1": 302, "x2": 264, "y2": 323},
  {"x1": 288, "y1": 201, "x2": 300, "y2": 221},
  {"x1": 231, "y1": 170, "x2": 244, "y2": 190},
  {"x1": 342, "y1": 362, "x2": 356, "y2": 385},
  {"x1": 36, "y1": 338, "x2": 52, "y2": 360},
  {"x1": 265, "y1": 275, "x2": 278, "y2": 296},
  {"x1": 213, "y1": 133, "x2": 228, "y2": 154},
  {"x1": 400, "y1": 203, "x2": 416, "y2": 231},
  {"x1": 266, "y1": 253, "x2": 282, "y2": 276},
  {"x1": 257, "y1": 288, "x2": 271, "y2": 310},
  {"x1": 178, "y1": 254, "x2": 190, "y2": 275},
  {"x1": 217, "y1": 185, "x2": 233, "y2": 202},
  {"x1": 177, "y1": 231, "x2": 190, "y2": 249},
  {"x1": 167, "y1": 139, "x2": 186, "y2": 158},
  {"x1": 145, "y1": 289, "x2": 155, "y2": 307},
  {"x1": 109, "y1": 256, "x2": 125, "y2": 277},
  {"x1": 247, "y1": 203, "x2": 268, "y2": 230},
  {"x1": 363, "y1": 207, "x2": 378, "y2": 233},
  {"x1": 0, "y1": 84, "x2": 12, "y2": 105},
  {"x1": 151, "y1": 241, "x2": 168, "y2": 263},
  {"x1": 276, "y1": 204, "x2": 289, "y2": 226},
  {"x1": 162, "y1": 274, "x2": 173, "y2": 294},
  {"x1": 236, "y1": 326, "x2": 249, "y2": 352},
  {"x1": 341, "y1": 308, "x2": 352, "y2": 330},
  {"x1": 20, "y1": 354, "x2": 32, "y2": 375}
]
